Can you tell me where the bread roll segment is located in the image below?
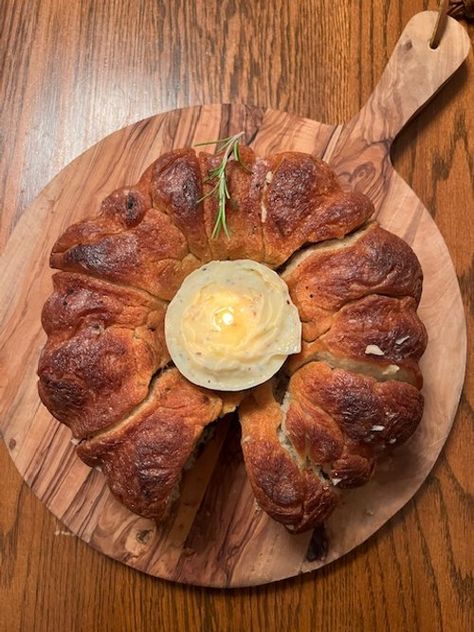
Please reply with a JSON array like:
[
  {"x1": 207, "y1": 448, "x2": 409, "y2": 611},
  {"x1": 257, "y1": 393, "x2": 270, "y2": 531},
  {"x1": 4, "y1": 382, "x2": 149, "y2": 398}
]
[
  {"x1": 261, "y1": 152, "x2": 374, "y2": 266},
  {"x1": 38, "y1": 273, "x2": 169, "y2": 438},
  {"x1": 282, "y1": 222, "x2": 423, "y2": 341},
  {"x1": 50, "y1": 206, "x2": 199, "y2": 301},
  {"x1": 198, "y1": 146, "x2": 268, "y2": 262},
  {"x1": 150, "y1": 148, "x2": 211, "y2": 261},
  {"x1": 239, "y1": 381, "x2": 339, "y2": 532},
  {"x1": 78, "y1": 369, "x2": 241, "y2": 520},
  {"x1": 242, "y1": 219, "x2": 426, "y2": 531},
  {"x1": 240, "y1": 361, "x2": 423, "y2": 532},
  {"x1": 288, "y1": 294, "x2": 428, "y2": 387}
]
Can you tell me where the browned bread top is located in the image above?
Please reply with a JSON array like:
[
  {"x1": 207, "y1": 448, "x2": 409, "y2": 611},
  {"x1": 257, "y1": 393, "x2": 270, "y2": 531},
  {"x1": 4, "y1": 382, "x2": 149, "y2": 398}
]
[
  {"x1": 50, "y1": 149, "x2": 374, "y2": 277},
  {"x1": 289, "y1": 294, "x2": 427, "y2": 388},
  {"x1": 261, "y1": 152, "x2": 373, "y2": 265},
  {"x1": 38, "y1": 146, "x2": 427, "y2": 532},
  {"x1": 282, "y1": 223, "x2": 423, "y2": 342},
  {"x1": 241, "y1": 361, "x2": 423, "y2": 532},
  {"x1": 38, "y1": 273, "x2": 169, "y2": 438},
  {"x1": 41, "y1": 272, "x2": 165, "y2": 339},
  {"x1": 239, "y1": 381, "x2": 339, "y2": 531},
  {"x1": 150, "y1": 149, "x2": 210, "y2": 261},
  {"x1": 50, "y1": 206, "x2": 199, "y2": 301},
  {"x1": 288, "y1": 362, "x2": 424, "y2": 459},
  {"x1": 77, "y1": 368, "x2": 241, "y2": 520},
  {"x1": 198, "y1": 147, "x2": 268, "y2": 262}
]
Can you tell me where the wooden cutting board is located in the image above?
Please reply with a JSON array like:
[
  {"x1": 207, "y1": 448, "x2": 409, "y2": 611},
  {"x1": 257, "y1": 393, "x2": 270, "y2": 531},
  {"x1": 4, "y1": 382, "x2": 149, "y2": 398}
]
[{"x1": 0, "y1": 11, "x2": 470, "y2": 588}]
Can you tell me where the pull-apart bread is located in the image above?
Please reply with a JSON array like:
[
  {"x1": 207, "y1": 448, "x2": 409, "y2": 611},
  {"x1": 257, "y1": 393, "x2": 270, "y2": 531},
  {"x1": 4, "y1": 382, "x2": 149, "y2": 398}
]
[{"x1": 38, "y1": 147, "x2": 427, "y2": 532}]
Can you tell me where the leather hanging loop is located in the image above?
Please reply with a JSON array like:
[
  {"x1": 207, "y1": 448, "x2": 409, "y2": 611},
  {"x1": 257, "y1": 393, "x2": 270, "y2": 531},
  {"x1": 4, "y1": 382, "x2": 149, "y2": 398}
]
[
  {"x1": 431, "y1": 0, "x2": 474, "y2": 49},
  {"x1": 430, "y1": 0, "x2": 450, "y2": 49}
]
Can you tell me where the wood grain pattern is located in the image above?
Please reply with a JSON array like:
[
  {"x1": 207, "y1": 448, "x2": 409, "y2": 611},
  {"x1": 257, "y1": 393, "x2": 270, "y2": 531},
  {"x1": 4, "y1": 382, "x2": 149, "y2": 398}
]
[
  {"x1": 1, "y1": 0, "x2": 473, "y2": 630},
  {"x1": 0, "y1": 11, "x2": 469, "y2": 588}
]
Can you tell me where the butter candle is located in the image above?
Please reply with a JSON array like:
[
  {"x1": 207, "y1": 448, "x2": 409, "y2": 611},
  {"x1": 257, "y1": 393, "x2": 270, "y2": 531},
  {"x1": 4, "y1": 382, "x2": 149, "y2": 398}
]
[{"x1": 165, "y1": 260, "x2": 302, "y2": 390}]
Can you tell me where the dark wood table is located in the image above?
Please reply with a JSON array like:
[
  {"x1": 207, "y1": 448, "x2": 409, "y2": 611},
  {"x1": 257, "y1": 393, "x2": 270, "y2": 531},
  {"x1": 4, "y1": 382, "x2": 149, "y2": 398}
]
[{"x1": 1, "y1": 2, "x2": 472, "y2": 630}]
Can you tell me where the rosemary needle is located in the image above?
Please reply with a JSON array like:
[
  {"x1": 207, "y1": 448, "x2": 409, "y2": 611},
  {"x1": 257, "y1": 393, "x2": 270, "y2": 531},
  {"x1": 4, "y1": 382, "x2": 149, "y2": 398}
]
[{"x1": 195, "y1": 131, "x2": 245, "y2": 239}]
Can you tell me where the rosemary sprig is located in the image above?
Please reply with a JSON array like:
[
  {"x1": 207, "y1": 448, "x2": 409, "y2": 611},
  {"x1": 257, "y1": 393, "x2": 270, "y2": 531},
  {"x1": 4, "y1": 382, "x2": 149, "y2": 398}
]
[{"x1": 195, "y1": 131, "x2": 245, "y2": 239}]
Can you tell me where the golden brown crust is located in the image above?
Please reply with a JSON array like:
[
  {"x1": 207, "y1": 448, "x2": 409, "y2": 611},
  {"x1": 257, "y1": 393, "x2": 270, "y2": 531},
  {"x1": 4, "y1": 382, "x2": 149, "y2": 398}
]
[
  {"x1": 289, "y1": 295, "x2": 427, "y2": 387},
  {"x1": 77, "y1": 369, "x2": 240, "y2": 520},
  {"x1": 51, "y1": 207, "x2": 199, "y2": 301},
  {"x1": 283, "y1": 223, "x2": 423, "y2": 340},
  {"x1": 261, "y1": 152, "x2": 373, "y2": 266},
  {"x1": 287, "y1": 362, "x2": 423, "y2": 482},
  {"x1": 217, "y1": 146, "x2": 267, "y2": 261},
  {"x1": 150, "y1": 149, "x2": 211, "y2": 261},
  {"x1": 239, "y1": 382, "x2": 339, "y2": 532},
  {"x1": 38, "y1": 273, "x2": 169, "y2": 438},
  {"x1": 41, "y1": 272, "x2": 166, "y2": 341},
  {"x1": 240, "y1": 360, "x2": 423, "y2": 531},
  {"x1": 52, "y1": 181, "x2": 153, "y2": 256},
  {"x1": 198, "y1": 147, "x2": 267, "y2": 261}
]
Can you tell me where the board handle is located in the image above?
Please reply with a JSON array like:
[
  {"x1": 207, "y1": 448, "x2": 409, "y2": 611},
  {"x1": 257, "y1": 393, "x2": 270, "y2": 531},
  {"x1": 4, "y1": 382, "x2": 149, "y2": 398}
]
[{"x1": 337, "y1": 11, "x2": 471, "y2": 147}]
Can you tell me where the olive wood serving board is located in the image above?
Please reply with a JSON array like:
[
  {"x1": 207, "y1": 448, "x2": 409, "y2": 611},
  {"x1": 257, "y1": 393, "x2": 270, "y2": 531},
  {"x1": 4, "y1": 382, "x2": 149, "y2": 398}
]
[{"x1": 0, "y1": 11, "x2": 470, "y2": 587}]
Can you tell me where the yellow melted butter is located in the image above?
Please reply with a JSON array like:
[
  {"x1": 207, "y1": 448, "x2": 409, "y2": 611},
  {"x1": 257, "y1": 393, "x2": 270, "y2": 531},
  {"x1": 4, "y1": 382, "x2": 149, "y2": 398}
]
[
  {"x1": 185, "y1": 287, "x2": 255, "y2": 349},
  {"x1": 165, "y1": 260, "x2": 302, "y2": 391}
]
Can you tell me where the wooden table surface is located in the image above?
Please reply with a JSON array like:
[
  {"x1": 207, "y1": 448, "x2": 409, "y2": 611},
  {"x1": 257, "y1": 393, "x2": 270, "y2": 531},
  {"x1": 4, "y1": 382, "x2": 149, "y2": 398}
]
[{"x1": 0, "y1": 1, "x2": 472, "y2": 630}]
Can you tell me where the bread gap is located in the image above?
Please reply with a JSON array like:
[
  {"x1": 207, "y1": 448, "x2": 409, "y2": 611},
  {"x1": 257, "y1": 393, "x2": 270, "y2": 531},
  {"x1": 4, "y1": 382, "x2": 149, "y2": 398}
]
[
  {"x1": 291, "y1": 350, "x2": 417, "y2": 387},
  {"x1": 80, "y1": 363, "x2": 174, "y2": 443},
  {"x1": 277, "y1": 221, "x2": 374, "y2": 278},
  {"x1": 49, "y1": 266, "x2": 168, "y2": 304},
  {"x1": 274, "y1": 396, "x2": 340, "y2": 496},
  {"x1": 183, "y1": 420, "x2": 219, "y2": 471}
]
